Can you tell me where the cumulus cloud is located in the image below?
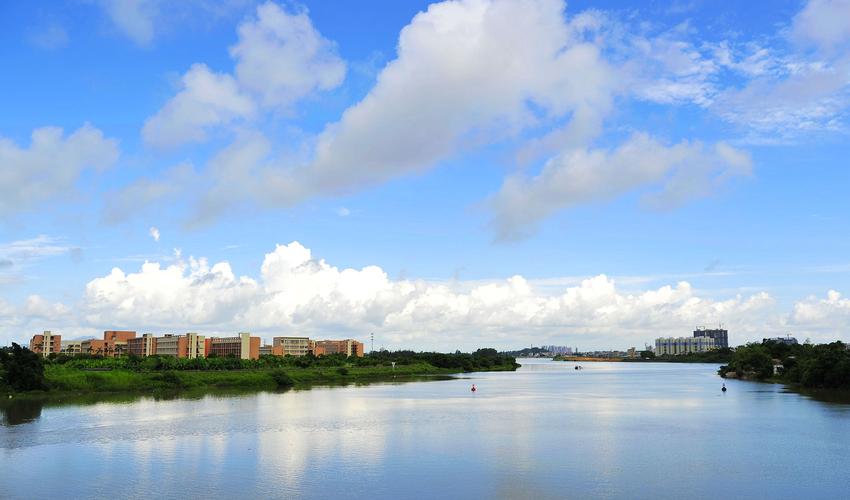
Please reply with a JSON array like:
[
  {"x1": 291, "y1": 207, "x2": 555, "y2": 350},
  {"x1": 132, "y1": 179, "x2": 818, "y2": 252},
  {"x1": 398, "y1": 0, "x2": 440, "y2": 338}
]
[
  {"x1": 489, "y1": 134, "x2": 752, "y2": 240},
  {"x1": 4, "y1": 241, "x2": 850, "y2": 348},
  {"x1": 230, "y1": 2, "x2": 346, "y2": 109},
  {"x1": 305, "y1": 0, "x2": 617, "y2": 193},
  {"x1": 142, "y1": 2, "x2": 344, "y2": 149},
  {"x1": 142, "y1": 64, "x2": 256, "y2": 149},
  {"x1": 791, "y1": 290, "x2": 850, "y2": 332},
  {"x1": 0, "y1": 124, "x2": 119, "y2": 216},
  {"x1": 76, "y1": 241, "x2": 781, "y2": 349}
]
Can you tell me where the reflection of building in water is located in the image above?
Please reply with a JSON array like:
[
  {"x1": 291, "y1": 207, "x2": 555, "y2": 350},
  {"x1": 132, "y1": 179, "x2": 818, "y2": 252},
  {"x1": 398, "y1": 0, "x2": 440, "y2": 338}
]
[{"x1": 655, "y1": 336, "x2": 716, "y2": 356}]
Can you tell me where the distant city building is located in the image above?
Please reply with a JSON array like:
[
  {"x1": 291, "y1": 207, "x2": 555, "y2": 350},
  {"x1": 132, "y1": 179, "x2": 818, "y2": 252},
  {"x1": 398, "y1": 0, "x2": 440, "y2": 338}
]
[
  {"x1": 655, "y1": 336, "x2": 716, "y2": 356},
  {"x1": 209, "y1": 332, "x2": 260, "y2": 360},
  {"x1": 694, "y1": 327, "x2": 728, "y2": 349},
  {"x1": 29, "y1": 331, "x2": 61, "y2": 357},
  {"x1": 60, "y1": 340, "x2": 82, "y2": 355},
  {"x1": 763, "y1": 336, "x2": 798, "y2": 346},
  {"x1": 627, "y1": 347, "x2": 637, "y2": 358},
  {"x1": 310, "y1": 339, "x2": 364, "y2": 357},
  {"x1": 273, "y1": 336, "x2": 311, "y2": 356},
  {"x1": 541, "y1": 345, "x2": 573, "y2": 355}
]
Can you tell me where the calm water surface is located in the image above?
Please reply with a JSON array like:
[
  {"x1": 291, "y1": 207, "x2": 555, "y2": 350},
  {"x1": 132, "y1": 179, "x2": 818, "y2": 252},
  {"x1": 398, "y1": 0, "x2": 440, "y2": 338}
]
[{"x1": 2, "y1": 360, "x2": 849, "y2": 499}]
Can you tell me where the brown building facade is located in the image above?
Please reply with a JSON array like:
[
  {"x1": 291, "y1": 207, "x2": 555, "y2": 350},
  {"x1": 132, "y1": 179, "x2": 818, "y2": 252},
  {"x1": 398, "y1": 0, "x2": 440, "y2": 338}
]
[
  {"x1": 272, "y1": 336, "x2": 311, "y2": 356},
  {"x1": 209, "y1": 333, "x2": 260, "y2": 360},
  {"x1": 310, "y1": 339, "x2": 364, "y2": 357},
  {"x1": 29, "y1": 331, "x2": 61, "y2": 357}
]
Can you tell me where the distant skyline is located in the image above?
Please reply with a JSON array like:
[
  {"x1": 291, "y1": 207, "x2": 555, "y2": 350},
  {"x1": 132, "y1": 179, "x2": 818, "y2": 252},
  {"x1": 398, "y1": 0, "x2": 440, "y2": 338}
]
[{"x1": 1, "y1": 0, "x2": 849, "y2": 350}]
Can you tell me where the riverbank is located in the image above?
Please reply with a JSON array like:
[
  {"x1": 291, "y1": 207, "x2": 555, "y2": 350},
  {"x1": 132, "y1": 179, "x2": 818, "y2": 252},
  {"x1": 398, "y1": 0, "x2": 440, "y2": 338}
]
[{"x1": 15, "y1": 363, "x2": 513, "y2": 398}]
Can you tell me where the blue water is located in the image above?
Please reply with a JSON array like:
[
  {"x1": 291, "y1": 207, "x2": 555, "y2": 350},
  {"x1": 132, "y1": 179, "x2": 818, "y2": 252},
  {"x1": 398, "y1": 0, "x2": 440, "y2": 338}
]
[{"x1": 1, "y1": 360, "x2": 848, "y2": 499}]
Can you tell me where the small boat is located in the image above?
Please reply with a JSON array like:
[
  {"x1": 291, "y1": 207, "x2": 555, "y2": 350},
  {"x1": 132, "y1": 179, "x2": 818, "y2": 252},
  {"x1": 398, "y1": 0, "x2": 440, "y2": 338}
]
[
  {"x1": 721, "y1": 384, "x2": 727, "y2": 393},
  {"x1": 471, "y1": 384, "x2": 477, "y2": 392}
]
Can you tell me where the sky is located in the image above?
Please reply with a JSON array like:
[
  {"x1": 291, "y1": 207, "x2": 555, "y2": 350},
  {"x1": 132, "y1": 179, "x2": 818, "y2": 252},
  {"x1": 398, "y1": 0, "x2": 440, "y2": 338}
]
[{"x1": 1, "y1": 0, "x2": 849, "y2": 351}]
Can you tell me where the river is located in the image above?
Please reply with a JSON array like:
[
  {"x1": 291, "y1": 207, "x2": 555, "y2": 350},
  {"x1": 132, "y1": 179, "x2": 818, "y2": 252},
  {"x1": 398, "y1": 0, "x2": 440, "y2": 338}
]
[{"x1": 2, "y1": 359, "x2": 849, "y2": 499}]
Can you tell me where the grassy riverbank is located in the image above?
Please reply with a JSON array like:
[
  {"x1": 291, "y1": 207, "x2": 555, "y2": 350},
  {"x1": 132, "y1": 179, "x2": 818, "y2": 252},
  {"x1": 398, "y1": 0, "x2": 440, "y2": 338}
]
[
  {"x1": 1, "y1": 346, "x2": 519, "y2": 397},
  {"x1": 40, "y1": 363, "x2": 461, "y2": 394}
]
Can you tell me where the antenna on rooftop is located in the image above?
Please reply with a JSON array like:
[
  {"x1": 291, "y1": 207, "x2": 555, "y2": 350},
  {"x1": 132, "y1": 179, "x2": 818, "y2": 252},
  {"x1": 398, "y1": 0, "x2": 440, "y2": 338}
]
[{"x1": 370, "y1": 332, "x2": 374, "y2": 353}]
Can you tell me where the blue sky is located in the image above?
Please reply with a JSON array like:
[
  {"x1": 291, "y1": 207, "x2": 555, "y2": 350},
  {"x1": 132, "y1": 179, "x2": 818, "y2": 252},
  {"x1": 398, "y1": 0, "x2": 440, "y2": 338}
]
[{"x1": 1, "y1": 0, "x2": 849, "y2": 350}]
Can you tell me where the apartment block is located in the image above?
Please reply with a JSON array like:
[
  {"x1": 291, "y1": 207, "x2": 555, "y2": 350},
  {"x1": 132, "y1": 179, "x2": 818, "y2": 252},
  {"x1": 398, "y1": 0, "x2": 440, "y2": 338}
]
[
  {"x1": 29, "y1": 331, "x2": 61, "y2": 357},
  {"x1": 693, "y1": 327, "x2": 729, "y2": 349},
  {"x1": 259, "y1": 344, "x2": 284, "y2": 356},
  {"x1": 154, "y1": 333, "x2": 206, "y2": 358},
  {"x1": 60, "y1": 340, "x2": 82, "y2": 355},
  {"x1": 209, "y1": 333, "x2": 260, "y2": 360},
  {"x1": 272, "y1": 336, "x2": 311, "y2": 356},
  {"x1": 103, "y1": 330, "x2": 137, "y2": 357},
  {"x1": 82, "y1": 339, "x2": 107, "y2": 355},
  {"x1": 310, "y1": 339, "x2": 364, "y2": 357},
  {"x1": 655, "y1": 336, "x2": 716, "y2": 356},
  {"x1": 126, "y1": 334, "x2": 157, "y2": 357}
]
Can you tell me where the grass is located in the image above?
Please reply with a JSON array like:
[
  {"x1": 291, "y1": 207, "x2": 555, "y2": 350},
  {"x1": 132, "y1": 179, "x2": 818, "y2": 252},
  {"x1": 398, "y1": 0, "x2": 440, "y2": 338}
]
[{"x1": 37, "y1": 362, "x2": 469, "y2": 396}]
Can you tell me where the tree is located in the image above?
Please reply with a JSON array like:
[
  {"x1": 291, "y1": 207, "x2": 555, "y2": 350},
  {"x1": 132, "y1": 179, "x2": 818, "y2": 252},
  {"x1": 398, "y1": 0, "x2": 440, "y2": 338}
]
[{"x1": 0, "y1": 343, "x2": 47, "y2": 392}]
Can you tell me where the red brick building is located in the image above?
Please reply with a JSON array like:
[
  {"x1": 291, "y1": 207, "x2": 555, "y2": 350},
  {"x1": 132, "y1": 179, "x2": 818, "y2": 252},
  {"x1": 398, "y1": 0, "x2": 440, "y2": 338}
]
[{"x1": 28, "y1": 331, "x2": 61, "y2": 357}]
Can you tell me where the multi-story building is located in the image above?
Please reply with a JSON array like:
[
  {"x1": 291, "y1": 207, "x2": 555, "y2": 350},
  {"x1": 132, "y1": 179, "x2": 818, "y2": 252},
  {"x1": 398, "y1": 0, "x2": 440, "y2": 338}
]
[
  {"x1": 60, "y1": 340, "x2": 82, "y2": 355},
  {"x1": 209, "y1": 333, "x2": 260, "y2": 360},
  {"x1": 272, "y1": 336, "x2": 311, "y2": 356},
  {"x1": 310, "y1": 339, "x2": 365, "y2": 357},
  {"x1": 29, "y1": 331, "x2": 61, "y2": 357},
  {"x1": 126, "y1": 334, "x2": 157, "y2": 357},
  {"x1": 259, "y1": 344, "x2": 284, "y2": 356},
  {"x1": 655, "y1": 336, "x2": 716, "y2": 356},
  {"x1": 103, "y1": 330, "x2": 137, "y2": 357},
  {"x1": 154, "y1": 333, "x2": 206, "y2": 358},
  {"x1": 82, "y1": 339, "x2": 107, "y2": 355},
  {"x1": 694, "y1": 327, "x2": 728, "y2": 349}
]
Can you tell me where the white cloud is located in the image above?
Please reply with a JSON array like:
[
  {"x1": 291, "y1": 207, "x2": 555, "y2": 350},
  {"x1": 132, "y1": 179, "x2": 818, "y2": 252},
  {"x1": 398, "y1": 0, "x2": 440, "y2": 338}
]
[
  {"x1": 4, "y1": 241, "x2": 850, "y2": 348},
  {"x1": 142, "y1": 2, "x2": 344, "y2": 149},
  {"x1": 99, "y1": 0, "x2": 158, "y2": 46},
  {"x1": 230, "y1": 2, "x2": 346, "y2": 109},
  {"x1": 304, "y1": 0, "x2": 618, "y2": 193},
  {"x1": 489, "y1": 134, "x2": 752, "y2": 240},
  {"x1": 142, "y1": 64, "x2": 256, "y2": 149},
  {"x1": 98, "y1": 0, "x2": 254, "y2": 46},
  {"x1": 149, "y1": 227, "x2": 160, "y2": 242},
  {"x1": 337, "y1": 207, "x2": 351, "y2": 217},
  {"x1": 75, "y1": 241, "x2": 781, "y2": 349},
  {"x1": 791, "y1": 0, "x2": 850, "y2": 51},
  {"x1": 0, "y1": 124, "x2": 119, "y2": 216},
  {"x1": 791, "y1": 290, "x2": 850, "y2": 332}
]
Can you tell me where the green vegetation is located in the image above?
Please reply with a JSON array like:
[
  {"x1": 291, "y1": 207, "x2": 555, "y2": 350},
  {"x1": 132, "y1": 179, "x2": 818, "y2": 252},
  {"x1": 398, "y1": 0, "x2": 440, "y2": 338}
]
[
  {"x1": 625, "y1": 348, "x2": 734, "y2": 364},
  {"x1": 720, "y1": 341, "x2": 850, "y2": 390},
  {"x1": 0, "y1": 343, "x2": 47, "y2": 392},
  {"x1": 2, "y1": 348, "x2": 518, "y2": 396}
]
